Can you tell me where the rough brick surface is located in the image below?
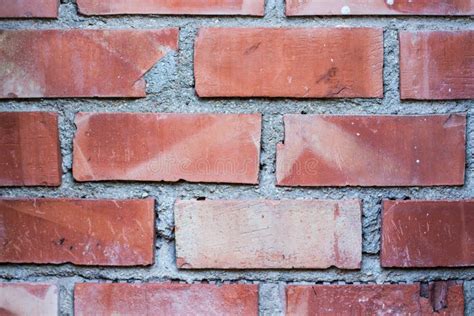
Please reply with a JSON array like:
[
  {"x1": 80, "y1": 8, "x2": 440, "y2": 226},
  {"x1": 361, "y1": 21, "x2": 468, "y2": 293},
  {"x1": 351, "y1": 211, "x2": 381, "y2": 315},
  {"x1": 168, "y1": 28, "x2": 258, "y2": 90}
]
[
  {"x1": 73, "y1": 112, "x2": 261, "y2": 184},
  {"x1": 276, "y1": 114, "x2": 466, "y2": 187},
  {"x1": 74, "y1": 283, "x2": 258, "y2": 316},
  {"x1": 286, "y1": 0, "x2": 474, "y2": 16},
  {"x1": 286, "y1": 282, "x2": 464, "y2": 315},
  {"x1": 0, "y1": 0, "x2": 59, "y2": 18},
  {"x1": 0, "y1": 198, "x2": 155, "y2": 266},
  {"x1": 381, "y1": 200, "x2": 474, "y2": 268},
  {"x1": 0, "y1": 283, "x2": 58, "y2": 315},
  {"x1": 400, "y1": 31, "x2": 474, "y2": 100},
  {"x1": 0, "y1": 29, "x2": 178, "y2": 98},
  {"x1": 77, "y1": 0, "x2": 264, "y2": 16},
  {"x1": 175, "y1": 199, "x2": 362, "y2": 269},
  {"x1": 0, "y1": 112, "x2": 61, "y2": 187},
  {"x1": 194, "y1": 28, "x2": 383, "y2": 98}
]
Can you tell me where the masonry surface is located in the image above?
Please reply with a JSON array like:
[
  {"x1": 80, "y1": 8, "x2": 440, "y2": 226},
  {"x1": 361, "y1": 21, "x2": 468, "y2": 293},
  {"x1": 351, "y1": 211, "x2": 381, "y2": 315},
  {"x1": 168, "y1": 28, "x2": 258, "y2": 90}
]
[{"x1": 0, "y1": 0, "x2": 473, "y2": 315}]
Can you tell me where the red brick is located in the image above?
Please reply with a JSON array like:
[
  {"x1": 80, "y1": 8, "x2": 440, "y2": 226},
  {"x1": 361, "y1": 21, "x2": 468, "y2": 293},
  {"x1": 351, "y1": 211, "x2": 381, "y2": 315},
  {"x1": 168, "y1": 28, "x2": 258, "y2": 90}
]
[
  {"x1": 276, "y1": 114, "x2": 466, "y2": 187},
  {"x1": 194, "y1": 28, "x2": 383, "y2": 98},
  {"x1": 400, "y1": 31, "x2": 474, "y2": 100},
  {"x1": 381, "y1": 200, "x2": 474, "y2": 268},
  {"x1": 0, "y1": 0, "x2": 58, "y2": 18},
  {"x1": 0, "y1": 283, "x2": 58, "y2": 315},
  {"x1": 77, "y1": 0, "x2": 264, "y2": 16},
  {"x1": 286, "y1": 0, "x2": 474, "y2": 16},
  {"x1": 73, "y1": 112, "x2": 261, "y2": 184},
  {"x1": 286, "y1": 282, "x2": 464, "y2": 315},
  {"x1": 175, "y1": 199, "x2": 362, "y2": 269},
  {"x1": 0, "y1": 198, "x2": 155, "y2": 266},
  {"x1": 0, "y1": 29, "x2": 178, "y2": 98},
  {"x1": 0, "y1": 112, "x2": 61, "y2": 187},
  {"x1": 74, "y1": 283, "x2": 258, "y2": 316}
]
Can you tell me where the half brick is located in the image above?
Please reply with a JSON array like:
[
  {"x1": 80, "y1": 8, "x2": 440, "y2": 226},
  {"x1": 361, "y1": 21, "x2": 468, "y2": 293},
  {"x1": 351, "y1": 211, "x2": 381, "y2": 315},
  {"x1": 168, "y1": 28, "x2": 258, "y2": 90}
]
[
  {"x1": 194, "y1": 27, "x2": 383, "y2": 98},
  {"x1": 400, "y1": 31, "x2": 474, "y2": 100},
  {"x1": 77, "y1": 0, "x2": 264, "y2": 16},
  {"x1": 73, "y1": 112, "x2": 261, "y2": 184},
  {"x1": 0, "y1": 29, "x2": 178, "y2": 98},
  {"x1": 0, "y1": 283, "x2": 58, "y2": 315},
  {"x1": 286, "y1": 282, "x2": 464, "y2": 315},
  {"x1": 175, "y1": 199, "x2": 362, "y2": 269},
  {"x1": 0, "y1": 0, "x2": 59, "y2": 18},
  {"x1": 0, "y1": 198, "x2": 155, "y2": 266},
  {"x1": 0, "y1": 112, "x2": 61, "y2": 186},
  {"x1": 74, "y1": 283, "x2": 258, "y2": 316},
  {"x1": 276, "y1": 114, "x2": 466, "y2": 187},
  {"x1": 381, "y1": 200, "x2": 474, "y2": 267},
  {"x1": 286, "y1": 0, "x2": 474, "y2": 16}
]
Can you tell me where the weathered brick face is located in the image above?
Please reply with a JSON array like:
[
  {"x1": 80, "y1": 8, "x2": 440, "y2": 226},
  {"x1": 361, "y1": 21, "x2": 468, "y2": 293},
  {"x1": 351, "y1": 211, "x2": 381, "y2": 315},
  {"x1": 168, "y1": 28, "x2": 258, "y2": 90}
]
[{"x1": 0, "y1": 0, "x2": 473, "y2": 315}]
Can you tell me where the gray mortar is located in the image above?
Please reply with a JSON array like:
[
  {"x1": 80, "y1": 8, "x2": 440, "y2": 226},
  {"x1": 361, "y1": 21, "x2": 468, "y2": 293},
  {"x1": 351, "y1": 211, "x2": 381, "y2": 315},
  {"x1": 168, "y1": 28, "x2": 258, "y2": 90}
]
[{"x1": 0, "y1": 0, "x2": 473, "y2": 315}]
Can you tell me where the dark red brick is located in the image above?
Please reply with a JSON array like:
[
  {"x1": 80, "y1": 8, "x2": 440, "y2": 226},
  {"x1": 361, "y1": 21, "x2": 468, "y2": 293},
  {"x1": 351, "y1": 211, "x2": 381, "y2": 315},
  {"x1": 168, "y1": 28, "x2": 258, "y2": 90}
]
[
  {"x1": 0, "y1": 198, "x2": 155, "y2": 266},
  {"x1": 195, "y1": 27, "x2": 383, "y2": 98},
  {"x1": 276, "y1": 114, "x2": 466, "y2": 186},
  {"x1": 286, "y1": 282, "x2": 464, "y2": 315},
  {"x1": 381, "y1": 200, "x2": 474, "y2": 267},
  {"x1": 75, "y1": 283, "x2": 258, "y2": 315},
  {"x1": 0, "y1": 112, "x2": 61, "y2": 186}
]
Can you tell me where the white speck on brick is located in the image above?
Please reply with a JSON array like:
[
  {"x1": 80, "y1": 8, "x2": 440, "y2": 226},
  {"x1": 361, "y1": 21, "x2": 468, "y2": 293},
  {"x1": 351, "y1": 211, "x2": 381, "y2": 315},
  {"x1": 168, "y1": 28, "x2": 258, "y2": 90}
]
[{"x1": 341, "y1": 6, "x2": 351, "y2": 14}]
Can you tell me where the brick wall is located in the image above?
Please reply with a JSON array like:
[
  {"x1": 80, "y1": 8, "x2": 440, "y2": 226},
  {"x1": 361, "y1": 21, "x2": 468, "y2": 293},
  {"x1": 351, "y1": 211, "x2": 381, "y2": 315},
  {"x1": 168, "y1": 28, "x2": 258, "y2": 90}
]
[{"x1": 0, "y1": 0, "x2": 473, "y2": 315}]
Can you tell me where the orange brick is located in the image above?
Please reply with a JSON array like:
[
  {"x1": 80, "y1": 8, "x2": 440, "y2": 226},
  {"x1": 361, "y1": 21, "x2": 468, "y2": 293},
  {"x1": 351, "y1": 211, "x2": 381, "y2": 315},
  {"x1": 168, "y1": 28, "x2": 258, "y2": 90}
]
[
  {"x1": 400, "y1": 31, "x2": 474, "y2": 100},
  {"x1": 0, "y1": 29, "x2": 178, "y2": 98},
  {"x1": 73, "y1": 112, "x2": 261, "y2": 184},
  {"x1": 195, "y1": 28, "x2": 383, "y2": 98},
  {"x1": 277, "y1": 114, "x2": 466, "y2": 186}
]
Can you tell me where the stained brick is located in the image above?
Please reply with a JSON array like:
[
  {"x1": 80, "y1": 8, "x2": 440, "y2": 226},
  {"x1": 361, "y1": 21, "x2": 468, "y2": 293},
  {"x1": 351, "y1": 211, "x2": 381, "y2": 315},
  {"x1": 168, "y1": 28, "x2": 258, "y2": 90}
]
[
  {"x1": 77, "y1": 0, "x2": 264, "y2": 16},
  {"x1": 73, "y1": 112, "x2": 261, "y2": 184},
  {"x1": 175, "y1": 199, "x2": 362, "y2": 269},
  {"x1": 0, "y1": 29, "x2": 178, "y2": 98},
  {"x1": 0, "y1": 198, "x2": 155, "y2": 266},
  {"x1": 400, "y1": 31, "x2": 474, "y2": 100},
  {"x1": 194, "y1": 28, "x2": 383, "y2": 98},
  {"x1": 0, "y1": 283, "x2": 58, "y2": 315},
  {"x1": 74, "y1": 283, "x2": 258, "y2": 316},
  {"x1": 286, "y1": 0, "x2": 474, "y2": 16},
  {"x1": 286, "y1": 282, "x2": 464, "y2": 315},
  {"x1": 0, "y1": 112, "x2": 61, "y2": 187},
  {"x1": 276, "y1": 114, "x2": 466, "y2": 187},
  {"x1": 0, "y1": 0, "x2": 59, "y2": 18},
  {"x1": 381, "y1": 200, "x2": 474, "y2": 268}
]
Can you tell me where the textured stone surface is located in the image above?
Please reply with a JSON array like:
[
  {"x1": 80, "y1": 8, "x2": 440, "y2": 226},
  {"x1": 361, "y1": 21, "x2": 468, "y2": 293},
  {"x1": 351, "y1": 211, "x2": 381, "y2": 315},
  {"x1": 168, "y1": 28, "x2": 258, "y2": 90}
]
[
  {"x1": 0, "y1": 283, "x2": 58, "y2": 315},
  {"x1": 286, "y1": 0, "x2": 474, "y2": 16},
  {"x1": 0, "y1": 112, "x2": 61, "y2": 187},
  {"x1": 175, "y1": 199, "x2": 362, "y2": 269},
  {"x1": 74, "y1": 283, "x2": 258, "y2": 316},
  {"x1": 381, "y1": 200, "x2": 474, "y2": 268},
  {"x1": 0, "y1": 0, "x2": 59, "y2": 18},
  {"x1": 73, "y1": 112, "x2": 261, "y2": 184},
  {"x1": 286, "y1": 282, "x2": 464, "y2": 315},
  {"x1": 277, "y1": 114, "x2": 466, "y2": 187},
  {"x1": 400, "y1": 31, "x2": 474, "y2": 100},
  {"x1": 77, "y1": 0, "x2": 264, "y2": 16},
  {"x1": 0, "y1": 198, "x2": 155, "y2": 266},
  {"x1": 0, "y1": 29, "x2": 178, "y2": 98},
  {"x1": 195, "y1": 28, "x2": 383, "y2": 98}
]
